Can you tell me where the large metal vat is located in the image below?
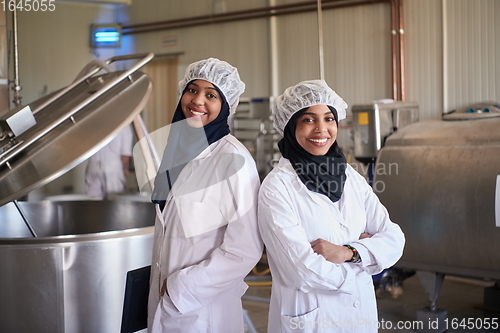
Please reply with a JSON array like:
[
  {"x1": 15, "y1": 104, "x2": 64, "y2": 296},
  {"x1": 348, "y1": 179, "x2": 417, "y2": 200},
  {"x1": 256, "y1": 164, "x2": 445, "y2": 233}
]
[
  {"x1": 0, "y1": 200, "x2": 155, "y2": 332},
  {"x1": 374, "y1": 112, "x2": 500, "y2": 280},
  {"x1": 0, "y1": 53, "x2": 157, "y2": 332}
]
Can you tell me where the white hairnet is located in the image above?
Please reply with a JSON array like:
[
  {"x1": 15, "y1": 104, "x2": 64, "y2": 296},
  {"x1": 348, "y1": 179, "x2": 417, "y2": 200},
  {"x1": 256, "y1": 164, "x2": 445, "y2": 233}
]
[
  {"x1": 179, "y1": 58, "x2": 245, "y2": 114},
  {"x1": 272, "y1": 79, "x2": 348, "y2": 136}
]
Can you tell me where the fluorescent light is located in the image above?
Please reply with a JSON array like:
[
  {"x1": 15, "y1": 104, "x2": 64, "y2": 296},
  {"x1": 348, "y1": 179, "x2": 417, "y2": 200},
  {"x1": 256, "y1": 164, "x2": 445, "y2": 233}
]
[{"x1": 90, "y1": 24, "x2": 122, "y2": 48}]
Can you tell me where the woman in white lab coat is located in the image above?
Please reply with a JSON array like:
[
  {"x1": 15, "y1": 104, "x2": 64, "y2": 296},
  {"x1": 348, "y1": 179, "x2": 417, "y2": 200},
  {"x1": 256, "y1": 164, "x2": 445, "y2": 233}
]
[
  {"x1": 147, "y1": 58, "x2": 263, "y2": 333},
  {"x1": 258, "y1": 80, "x2": 405, "y2": 333},
  {"x1": 85, "y1": 125, "x2": 133, "y2": 199}
]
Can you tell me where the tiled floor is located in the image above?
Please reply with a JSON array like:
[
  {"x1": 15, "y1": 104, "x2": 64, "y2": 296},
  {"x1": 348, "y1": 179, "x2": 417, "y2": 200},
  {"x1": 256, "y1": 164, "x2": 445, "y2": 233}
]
[{"x1": 243, "y1": 273, "x2": 500, "y2": 333}]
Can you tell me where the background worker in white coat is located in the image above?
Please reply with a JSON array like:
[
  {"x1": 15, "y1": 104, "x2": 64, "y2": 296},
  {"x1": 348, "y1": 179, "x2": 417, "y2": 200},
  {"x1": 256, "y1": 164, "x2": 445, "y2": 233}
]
[
  {"x1": 85, "y1": 125, "x2": 133, "y2": 199},
  {"x1": 258, "y1": 80, "x2": 405, "y2": 333},
  {"x1": 148, "y1": 58, "x2": 263, "y2": 333}
]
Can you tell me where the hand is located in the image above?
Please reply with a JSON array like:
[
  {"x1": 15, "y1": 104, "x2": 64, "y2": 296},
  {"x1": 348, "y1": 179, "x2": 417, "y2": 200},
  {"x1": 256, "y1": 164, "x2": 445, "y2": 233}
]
[
  {"x1": 159, "y1": 278, "x2": 169, "y2": 297},
  {"x1": 123, "y1": 167, "x2": 130, "y2": 178},
  {"x1": 121, "y1": 156, "x2": 130, "y2": 178},
  {"x1": 359, "y1": 232, "x2": 372, "y2": 239},
  {"x1": 310, "y1": 238, "x2": 353, "y2": 264}
]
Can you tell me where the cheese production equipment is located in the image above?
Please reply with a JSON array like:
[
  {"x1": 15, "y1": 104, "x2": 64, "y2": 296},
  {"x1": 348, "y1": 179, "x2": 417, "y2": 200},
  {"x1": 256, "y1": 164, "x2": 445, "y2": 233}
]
[
  {"x1": 231, "y1": 97, "x2": 280, "y2": 180},
  {"x1": 351, "y1": 101, "x2": 419, "y2": 165},
  {"x1": 373, "y1": 102, "x2": 500, "y2": 327},
  {"x1": 0, "y1": 53, "x2": 157, "y2": 333}
]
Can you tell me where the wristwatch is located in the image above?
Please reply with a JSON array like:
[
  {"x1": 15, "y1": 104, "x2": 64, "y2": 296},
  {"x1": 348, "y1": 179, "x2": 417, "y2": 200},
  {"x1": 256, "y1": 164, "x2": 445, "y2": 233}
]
[{"x1": 343, "y1": 244, "x2": 361, "y2": 263}]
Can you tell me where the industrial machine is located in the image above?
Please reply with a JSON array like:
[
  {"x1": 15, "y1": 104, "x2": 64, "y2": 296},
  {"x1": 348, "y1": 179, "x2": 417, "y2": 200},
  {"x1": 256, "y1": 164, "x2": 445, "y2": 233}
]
[
  {"x1": 351, "y1": 101, "x2": 419, "y2": 165},
  {"x1": 374, "y1": 102, "x2": 500, "y2": 330},
  {"x1": 0, "y1": 53, "x2": 157, "y2": 333},
  {"x1": 231, "y1": 97, "x2": 280, "y2": 179}
]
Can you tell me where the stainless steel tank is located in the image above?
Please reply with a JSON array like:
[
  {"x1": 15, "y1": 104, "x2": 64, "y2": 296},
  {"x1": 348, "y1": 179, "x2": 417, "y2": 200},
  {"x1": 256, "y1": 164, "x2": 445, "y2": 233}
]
[
  {"x1": 374, "y1": 111, "x2": 500, "y2": 280},
  {"x1": 351, "y1": 101, "x2": 419, "y2": 164},
  {"x1": 0, "y1": 53, "x2": 157, "y2": 333},
  {"x1": 0, "y1": 200, "x2": 155, "y2": 332}
]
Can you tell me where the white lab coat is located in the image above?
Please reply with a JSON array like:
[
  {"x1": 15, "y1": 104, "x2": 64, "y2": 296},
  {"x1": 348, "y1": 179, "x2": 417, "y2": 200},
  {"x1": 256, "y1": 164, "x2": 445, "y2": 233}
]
[
  {"x1": 85, "y1": 126, "x2": 133, "y2": 199},
  {"x1": 148, "y1": 134, "x2": 263, "y2": 333},
  {"x1": 258, "y1": 157, "x2": 405, "y2": 333}
]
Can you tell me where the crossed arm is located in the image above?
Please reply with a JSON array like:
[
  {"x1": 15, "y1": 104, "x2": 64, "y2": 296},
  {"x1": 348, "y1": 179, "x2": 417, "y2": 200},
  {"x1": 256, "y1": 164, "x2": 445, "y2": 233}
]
[{"x1": 310, "y1": 232, "x2": 372, "y2": 264}]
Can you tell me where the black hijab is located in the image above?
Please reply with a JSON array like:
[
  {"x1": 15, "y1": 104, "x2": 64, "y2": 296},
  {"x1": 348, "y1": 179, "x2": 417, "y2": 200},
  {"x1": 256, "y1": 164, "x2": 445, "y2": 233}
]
[
  {"x1": 151, "y1": 81, "x2": 230, "y2": 209},
  {"x1": 278, "y1": 105, "x2": 347, "y2": 203}
]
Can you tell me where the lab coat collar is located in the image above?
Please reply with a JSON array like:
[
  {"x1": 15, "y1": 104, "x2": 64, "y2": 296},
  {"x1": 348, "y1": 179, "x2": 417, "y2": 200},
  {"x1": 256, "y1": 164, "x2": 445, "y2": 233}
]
[{"x1": 278, "y1": 157, "x2": 349, "y2": 229}]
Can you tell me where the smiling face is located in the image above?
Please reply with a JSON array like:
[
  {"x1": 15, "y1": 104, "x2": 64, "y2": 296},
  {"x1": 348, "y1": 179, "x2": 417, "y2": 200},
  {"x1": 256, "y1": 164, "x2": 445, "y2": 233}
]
[
  {"x1": 295, "y1": 105, "x2": 338, "y2": 156},
  {"x1": 181, "y1": 79, "x2": 222, "y2": 127}
]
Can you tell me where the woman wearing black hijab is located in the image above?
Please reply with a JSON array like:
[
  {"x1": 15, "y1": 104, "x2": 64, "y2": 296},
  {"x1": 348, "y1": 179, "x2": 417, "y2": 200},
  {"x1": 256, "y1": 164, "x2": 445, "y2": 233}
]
[
  {"x1": 258, "y1": 80, "x2": 405, "y2": 333},
  {"x1": 148, "y1": 58, "x2": 263, "y2": 333}
]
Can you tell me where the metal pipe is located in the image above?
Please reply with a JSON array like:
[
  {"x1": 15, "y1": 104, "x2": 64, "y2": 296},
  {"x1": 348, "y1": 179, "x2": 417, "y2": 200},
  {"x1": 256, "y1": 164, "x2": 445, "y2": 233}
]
[
  {"x1": 0, "y1": 53, "x2": 154, "y2": 167},
  {"x1": 398, "y1": 0, "x2": 405, "y2": 101},
  {"x1": 442, "y1": 0, "x2": 449, "y2": 113},
  {"x1": 132, "y1": 114, "x2": 160, "y2": 191},
  {"x1": 13, "y1": 200, "x2": 37, "y2": 237},
  {"x1": 390, "y1": 0, "x2": 399, "y2": 100},
  {"x1": 121, "y1": 0, "x2": 405, "y2": 102},
  {"x1": 269, "y1": 0, "x2": 279, "y2": 97},
  {"x1": 31, "y1": 66, "x2": 104, "y2": 116},
  {"x1": 104, "y1": 53, "x2": 155, "y2": 64},
  {"x1": 122, "y1": 0, "x2": 388, "y2": 35},
  {"x1": 123, "y1": 0, "x2": 325, "y2": 31},
  {"x1": 132, "y1": 114, "x2": 160, "y2": 169},
  {"x1": 11, "y1": 7, "x2": 22, "y2": 107},
  {"x1": 317, "y1": 0, "x2": 325, "y2": 80}
]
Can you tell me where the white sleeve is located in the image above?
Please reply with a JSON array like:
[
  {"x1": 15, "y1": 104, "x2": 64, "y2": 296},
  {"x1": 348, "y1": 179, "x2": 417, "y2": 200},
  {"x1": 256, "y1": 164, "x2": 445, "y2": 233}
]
[
  {"x1": 349, "y1": 177, "x2": 405, "y2": 275},
  {"x1": 119, "y1": 125, "x2": 133, "y2": 156},
  {"x1": 258, "y1": 180, "x2": 356, "y2": 294}
]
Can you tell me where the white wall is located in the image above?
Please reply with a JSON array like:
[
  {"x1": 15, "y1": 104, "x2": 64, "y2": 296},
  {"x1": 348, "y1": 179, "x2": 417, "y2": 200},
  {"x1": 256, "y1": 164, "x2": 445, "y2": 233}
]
[
  {"x1": 116, "y1": 0, "x2": 271, "y2": 99},
  {"x1": 16, "y1": 1, "x2": 120, "y2": 106},
  {"x1": 441, "y1": 0, "x2": 500, "y2": 111}
]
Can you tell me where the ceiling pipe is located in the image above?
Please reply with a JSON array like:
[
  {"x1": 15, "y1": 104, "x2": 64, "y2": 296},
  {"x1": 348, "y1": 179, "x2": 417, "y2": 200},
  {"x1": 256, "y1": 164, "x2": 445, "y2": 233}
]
[
  {"x1": 122, "y1": 0, "x2": 404, "y2": 101},
  {"x1": 123, "y1": 1, "x2": 318, "y2": 31},
  {"x1": 122, "y1": 0, "x2": 388, "y2": 34}
]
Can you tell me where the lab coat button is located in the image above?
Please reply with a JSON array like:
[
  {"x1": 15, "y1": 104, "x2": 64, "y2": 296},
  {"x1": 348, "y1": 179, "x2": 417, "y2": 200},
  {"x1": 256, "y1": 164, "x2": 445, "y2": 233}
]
[{"x1": 353, "y1": 301, "x2": 360, "y2": 308}]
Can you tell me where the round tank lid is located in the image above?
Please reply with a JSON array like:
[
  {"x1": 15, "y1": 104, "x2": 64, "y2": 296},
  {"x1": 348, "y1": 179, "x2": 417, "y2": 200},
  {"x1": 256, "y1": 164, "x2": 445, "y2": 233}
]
[
  {"x1": 442, "y1": 102, "x2": 500, "y2": 121},
  {"x1": 0, "y1": 55, "x2": 153, "y2": 207}
]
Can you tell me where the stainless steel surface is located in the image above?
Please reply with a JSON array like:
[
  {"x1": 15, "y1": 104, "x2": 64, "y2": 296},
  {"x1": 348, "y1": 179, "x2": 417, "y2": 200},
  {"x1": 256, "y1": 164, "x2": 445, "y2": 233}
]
[
  {"x1": 417, "y1": 271, "x2": 445, "y2": 311},
  {"x1": 442, "y1": 101, "x2": 500, "y2": 121},
  {"x1": 13, "y1": 199, "x2": 37, "y2": 237},
  {"x1": 0, "y1": 53, "x2": 156, "y2": 333},
  {"x1": 0, "y1": 200, "x2": 155, "y2": 333},
  {"x1": 0, "y1": 104, "x2": 35, "y2": 137},
  {"x1": 2, "y1": 54, "x2": 153, "y2": 166},
  {"x1": 0, "y1": 54, "x2": 153, "y2": 206},
  {"x1": 374, "y1": 117, "x2": 500, "y2": 280},
  {"x1": 352, "y1": 101, "x2": 418, "y2": 162}
]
